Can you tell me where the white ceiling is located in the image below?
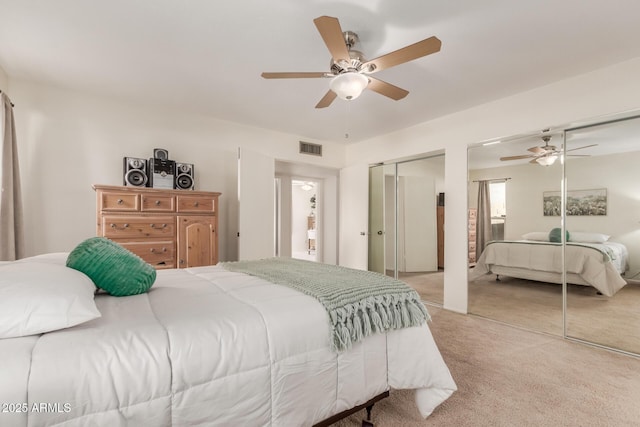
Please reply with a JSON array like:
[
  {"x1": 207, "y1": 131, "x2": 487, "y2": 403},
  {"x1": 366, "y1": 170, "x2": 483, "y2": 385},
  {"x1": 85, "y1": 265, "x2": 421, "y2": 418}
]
[{"x1": 2, "y1": 0, "x2": 640, "y2": 143}]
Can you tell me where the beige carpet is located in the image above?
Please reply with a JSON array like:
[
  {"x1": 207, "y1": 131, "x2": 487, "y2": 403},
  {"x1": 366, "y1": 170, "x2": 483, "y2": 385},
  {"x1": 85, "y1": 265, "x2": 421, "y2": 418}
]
[
  {"x1": 399, "y1": 271, "x2": 444, "y2": 305},
  {"x1": 401, "y1": 271, "x2": 640, "y2": 355},
  {"x1": 334, "y1": 307, "x2": 640, "y2": 426}
]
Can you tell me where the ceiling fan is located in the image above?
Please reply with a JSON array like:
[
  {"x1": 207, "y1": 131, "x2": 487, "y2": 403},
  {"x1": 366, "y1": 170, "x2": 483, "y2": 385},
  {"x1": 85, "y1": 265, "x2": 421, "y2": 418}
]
[
  {"x1": 499, "y1": 133, "x2": 597, "y2": 166},
  {"x1": 261, "y1": 15, "x2": 442, "y2": 108}
]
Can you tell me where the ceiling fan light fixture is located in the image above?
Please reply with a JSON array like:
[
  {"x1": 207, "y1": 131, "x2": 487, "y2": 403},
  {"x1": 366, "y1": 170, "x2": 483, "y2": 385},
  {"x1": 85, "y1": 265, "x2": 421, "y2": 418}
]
[
  {"x1": 330, "y1": 72, "x2": 369, "y2": 100},
  {"x1": 536, "y1": 155, "x2": 558, "y2": 166}
]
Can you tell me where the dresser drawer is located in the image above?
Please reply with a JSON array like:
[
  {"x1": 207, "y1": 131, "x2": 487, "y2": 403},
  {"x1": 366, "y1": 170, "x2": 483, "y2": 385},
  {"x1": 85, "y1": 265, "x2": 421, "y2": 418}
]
[
  {"x1": 120, "y1": 241, "x2": 175, "y2": 269},
  {"x1": 100, "y1": 192, "x2": 139, "y2": 211},
  {"x1": 102, "y1": 216, "x2": 175, "y2": 239},
  {"x1": 141, "y1": 194, "x2": 175, "y2": 212},
  {"x1": 177, "y1": 195, "x2": 215, "y2": 213}
]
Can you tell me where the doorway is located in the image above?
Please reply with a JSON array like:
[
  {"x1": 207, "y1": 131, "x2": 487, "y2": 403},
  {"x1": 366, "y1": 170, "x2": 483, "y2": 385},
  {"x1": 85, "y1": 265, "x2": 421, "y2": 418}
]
[{"x1": 291, "y1": 180, "x2": 319, "y2": 261}]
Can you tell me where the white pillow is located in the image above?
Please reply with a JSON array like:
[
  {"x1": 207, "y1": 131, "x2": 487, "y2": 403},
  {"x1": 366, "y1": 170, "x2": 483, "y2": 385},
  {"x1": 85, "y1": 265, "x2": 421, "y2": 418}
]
[
  {"x1": 522, "y1": 232, "x2": 549, "y2": 241},
  {"x1": 569, "y1": 232, "x2": 610, "y2": 243},
  {"x1": 0, "y1": 262, "x2": 101, "y2": 339}
]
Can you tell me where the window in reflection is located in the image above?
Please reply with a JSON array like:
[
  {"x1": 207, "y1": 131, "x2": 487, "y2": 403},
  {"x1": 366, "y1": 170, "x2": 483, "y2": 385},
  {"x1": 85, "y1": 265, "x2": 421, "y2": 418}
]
[{"x1": 490, "y1": 180, "x2": 506, "y2": 240}]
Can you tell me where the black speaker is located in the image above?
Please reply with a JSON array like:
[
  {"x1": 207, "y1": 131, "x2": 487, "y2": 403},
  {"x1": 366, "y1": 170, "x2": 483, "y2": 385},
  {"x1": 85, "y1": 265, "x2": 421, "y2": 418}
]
[
  {"x1": 175, "y1": 162, "x2": 195, "y2": 190},
  {"x1": 123, "y1": 157, "x2": 148, "y2": 187},
  {"x1": 148, "y1": 158, "x2": 175, "y2": 189},
  {"x1": 153, "y1": 148, "x2": 169, "y2": 160}
]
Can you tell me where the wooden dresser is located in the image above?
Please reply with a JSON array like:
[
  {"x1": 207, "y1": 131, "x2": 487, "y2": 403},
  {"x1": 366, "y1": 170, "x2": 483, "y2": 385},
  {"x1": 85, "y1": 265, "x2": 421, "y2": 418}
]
[{"x1": 93, "y1": 185, "x2": 221, "y2": 269}]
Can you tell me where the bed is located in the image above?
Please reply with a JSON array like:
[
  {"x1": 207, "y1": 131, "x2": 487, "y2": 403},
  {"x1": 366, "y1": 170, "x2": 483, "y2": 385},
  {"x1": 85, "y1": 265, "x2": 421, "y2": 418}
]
[
  {"x1": 0, "y1": 252, "x2": 456, "y2": 427},
  {"x1": 469, "y1": 238, "x2": 628, "y2": 297}
]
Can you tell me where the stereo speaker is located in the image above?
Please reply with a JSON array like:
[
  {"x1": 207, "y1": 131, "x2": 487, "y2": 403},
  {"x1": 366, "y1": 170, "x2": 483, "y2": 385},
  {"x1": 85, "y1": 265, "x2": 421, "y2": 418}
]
[
  {"x1": 123, "y1": 157, "x2": 148, "y2": 187},
  {"x1": 153, "y1": 148, "x2": 169, "y2": 160},
  {"x1": 175, "y1": 163, "x2": 195, "y2": 190},
  {"x1": 148, "y1": 158, "x2": 176, "y2": 189}
]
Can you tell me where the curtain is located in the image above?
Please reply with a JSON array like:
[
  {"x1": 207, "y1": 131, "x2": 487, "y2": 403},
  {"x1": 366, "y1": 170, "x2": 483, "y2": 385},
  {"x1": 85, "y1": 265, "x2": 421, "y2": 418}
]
[
  {"x1": 0, "y1": 92, "x2": 24, "y2": 260},
  {"x1": 475, "y1": 180, "x2": 492, "y2": 260}
]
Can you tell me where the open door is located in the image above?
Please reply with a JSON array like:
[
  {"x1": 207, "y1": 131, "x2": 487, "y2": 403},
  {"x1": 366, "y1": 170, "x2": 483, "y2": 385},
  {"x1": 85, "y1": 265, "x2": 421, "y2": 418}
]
[
  {"x1": 238, "y1": 148, "x2": 275, "y2": 260},
  {"x1": 339, "y1": 163, "x2": 369, "y2": 269}
]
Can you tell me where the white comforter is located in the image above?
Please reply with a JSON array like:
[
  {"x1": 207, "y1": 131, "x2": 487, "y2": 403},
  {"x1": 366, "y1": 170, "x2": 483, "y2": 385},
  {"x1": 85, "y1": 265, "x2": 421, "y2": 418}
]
[
  {"x1": 1, "y1": 261, "x2": 456, "y2": 426},
  {"x1": 470, "y1": 240, "x2": 627, "y2": 296}
]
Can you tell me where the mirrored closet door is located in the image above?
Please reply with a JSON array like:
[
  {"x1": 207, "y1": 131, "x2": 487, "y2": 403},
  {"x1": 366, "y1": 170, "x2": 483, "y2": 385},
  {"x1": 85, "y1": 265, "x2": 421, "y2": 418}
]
[
  {"x1": 468, "y1": 134, "x2": 564, "y2": 335},
  {"x1": 368, "y1": 164, "x2": 396, "y2": 277},
  {"x1": 564, "y1": 115, "x2": 640, "y2": 355},
  {"x1": 368, "y1": 154, "x2": 445, "y2": 305}
]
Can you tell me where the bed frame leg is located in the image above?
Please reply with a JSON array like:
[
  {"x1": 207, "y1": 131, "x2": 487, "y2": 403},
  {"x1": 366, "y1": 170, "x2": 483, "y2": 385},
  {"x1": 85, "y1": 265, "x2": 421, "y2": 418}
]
[
  {"x1": 361, "y1": 403, "x2": 375, "y2": 426},
  {"x1": 495, "y1": 274, "x2": 501, "y2": 282}
]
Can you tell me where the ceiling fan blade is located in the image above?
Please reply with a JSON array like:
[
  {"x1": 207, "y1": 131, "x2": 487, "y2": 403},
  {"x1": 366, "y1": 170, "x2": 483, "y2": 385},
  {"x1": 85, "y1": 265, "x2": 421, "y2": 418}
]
[
  {"x1": 367, "y1": 77, "x2": 409, "y2": 100},
  {"x1": 261, "y1": 72, "x2": 329, "y2": 79},
  {"x1": 313, "y1": 16, "x2": 351, "y2": 64},
  {"x1": 315, "y1": 90, "x2": 337, "y2": 108},
  {"x1": 500, "y1": 154, "x2": 535, "y2": 161},
  {"x1": 565, "y1": 144, "x2": 598, "y2": 153},
  {"x1": 363, "y1": 36, "x2": 441, "y2": 73},
  {"x1": 529, "y1": 158, "x2": 540, "y2": 164},
  {"x1": 528, "y1": 146, "x2": 546, "y2": 154}
]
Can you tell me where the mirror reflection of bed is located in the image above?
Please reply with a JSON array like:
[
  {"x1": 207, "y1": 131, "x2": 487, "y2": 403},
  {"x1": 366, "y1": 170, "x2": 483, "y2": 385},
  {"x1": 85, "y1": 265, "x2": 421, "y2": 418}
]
[{"x1": 467, "y1": 114, "x2": 640, "y2": 356}]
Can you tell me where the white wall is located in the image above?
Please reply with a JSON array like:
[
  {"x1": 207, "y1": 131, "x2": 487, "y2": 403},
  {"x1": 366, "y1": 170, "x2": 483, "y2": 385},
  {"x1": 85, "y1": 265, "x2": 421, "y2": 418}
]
[
  {"x1": 0, "y1": 65, "x2": 7, "y2": 92},
  {"x1": 344, "y1": 57, "x2": 640, "y2": 313},
  {"x1": 10, "y1": 79, "x2": 346, "y2": 260}
]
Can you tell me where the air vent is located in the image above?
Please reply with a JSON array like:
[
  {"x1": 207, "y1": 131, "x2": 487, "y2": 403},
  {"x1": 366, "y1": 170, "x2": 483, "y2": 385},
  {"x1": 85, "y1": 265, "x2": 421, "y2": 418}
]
[{"x1": 299, "y1": 141, "x2": 322, "y2": 156}]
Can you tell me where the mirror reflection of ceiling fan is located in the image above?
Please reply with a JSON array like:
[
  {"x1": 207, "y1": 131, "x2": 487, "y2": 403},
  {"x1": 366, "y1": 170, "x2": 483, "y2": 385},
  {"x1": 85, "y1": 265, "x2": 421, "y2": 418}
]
[
  {"x1": 261, "y1": 16, "x2": 442, "y2": 108},
  {"x1": 499, "y1": 132, "x2": 597, "y2": 166}
]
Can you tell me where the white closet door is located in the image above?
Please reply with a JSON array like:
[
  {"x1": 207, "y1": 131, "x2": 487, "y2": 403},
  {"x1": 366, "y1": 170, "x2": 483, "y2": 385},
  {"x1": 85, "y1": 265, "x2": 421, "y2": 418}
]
[
  {"x1": 238, "y1": 148, "x2": 275, "y2": 260},
  {"x1": 339, "y1": 163, "x2": 368, "y2": 269},
  {"x1": 403, "y1": 175, "x2": 437, "y2": 272}
]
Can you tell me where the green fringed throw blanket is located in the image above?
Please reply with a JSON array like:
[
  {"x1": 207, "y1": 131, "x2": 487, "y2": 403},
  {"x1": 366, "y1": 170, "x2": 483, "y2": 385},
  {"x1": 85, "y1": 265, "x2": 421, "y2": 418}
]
[{"x1": 219, "y1": 257, "x2": 429, "y2": 352}]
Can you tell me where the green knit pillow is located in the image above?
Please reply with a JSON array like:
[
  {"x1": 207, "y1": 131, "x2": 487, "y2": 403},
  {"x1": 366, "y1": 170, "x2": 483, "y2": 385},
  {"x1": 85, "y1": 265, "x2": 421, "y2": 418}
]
[
  {"x1": 66, "y1": 237, "x2": 156, "y2": 296},
  {"x1": 549, "y1": 227, "x2": 570, "y2": 243}
]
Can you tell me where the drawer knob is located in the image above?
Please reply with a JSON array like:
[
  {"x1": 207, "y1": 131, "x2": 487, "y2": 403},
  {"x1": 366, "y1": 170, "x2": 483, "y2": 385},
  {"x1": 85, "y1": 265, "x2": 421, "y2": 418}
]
[
  {"x1": 194, "y1": 201, "x2": 199, "y2": 207},
  {"x1": 123, "y1": 224, "x2": 129, "y2": 228},
  {"x1": 117, "y1": 199, "x2": 123, "y2": 205},
  {"x1": 155, "y1": 200, "x2": 161, "y2": 206},
  {"x1": 162, "y1": 247, "x2": 167, "y2": 252},
  {"x1": 150, "y1": 223, "x2": 155, "y2": 228},
  {"x1": 110, "y1": 223, "x2": 116, "y2": 228},
  {"x1": 150, "y1": 248, "x2": 156, "y2": 253},
  {"x1": 162, "y1": 223, "x2": 167, "y2": 228}
]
